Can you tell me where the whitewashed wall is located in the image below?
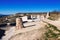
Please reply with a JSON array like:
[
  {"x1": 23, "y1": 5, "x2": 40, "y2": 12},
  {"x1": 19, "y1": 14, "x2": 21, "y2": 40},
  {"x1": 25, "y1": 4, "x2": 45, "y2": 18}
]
[{"x1": 21, "y1": 16, "x2": 28, "y2": 21}]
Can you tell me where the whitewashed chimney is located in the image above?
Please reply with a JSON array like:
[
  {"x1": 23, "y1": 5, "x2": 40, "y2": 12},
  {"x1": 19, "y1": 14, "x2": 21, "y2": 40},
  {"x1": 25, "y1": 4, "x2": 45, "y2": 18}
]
[
  {"x1": 46, "y1": 12, "x2": 49, "y2": 18},
  {"x1": 40, "y1": 15, "x2": 44, "y2": 21}
]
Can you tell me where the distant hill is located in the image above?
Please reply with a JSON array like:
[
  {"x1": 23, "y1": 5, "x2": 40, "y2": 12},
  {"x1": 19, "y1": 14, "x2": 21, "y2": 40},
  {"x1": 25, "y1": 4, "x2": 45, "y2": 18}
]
[{"x1": 0, "y1": 14, "x2": 9, "y2": 18}]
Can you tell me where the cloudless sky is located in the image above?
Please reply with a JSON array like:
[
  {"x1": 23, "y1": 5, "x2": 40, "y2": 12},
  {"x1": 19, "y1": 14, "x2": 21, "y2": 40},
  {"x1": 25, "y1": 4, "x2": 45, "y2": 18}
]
[{"x1": 0, "y1": 0, "x2": 60, "y2": 14}]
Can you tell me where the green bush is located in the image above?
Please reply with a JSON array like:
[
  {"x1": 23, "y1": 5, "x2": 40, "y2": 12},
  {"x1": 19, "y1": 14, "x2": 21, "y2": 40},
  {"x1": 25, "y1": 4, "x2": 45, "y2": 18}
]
[
  {"x1": 45, "y1": 24, "x2": 60, "y2": 40},
  {"x1": 48, "y1": 17, "x2": 55, "y2": 20}
]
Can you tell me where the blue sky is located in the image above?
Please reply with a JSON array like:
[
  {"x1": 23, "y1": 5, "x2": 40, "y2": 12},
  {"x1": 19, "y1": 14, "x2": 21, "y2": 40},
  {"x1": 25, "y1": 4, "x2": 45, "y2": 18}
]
[{"x1": 0, "y1": 0, "x2": 60, "y2": 14}]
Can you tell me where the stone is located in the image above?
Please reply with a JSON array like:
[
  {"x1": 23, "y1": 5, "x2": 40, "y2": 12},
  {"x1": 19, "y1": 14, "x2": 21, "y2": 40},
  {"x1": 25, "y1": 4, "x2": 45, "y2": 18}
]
[{"x1": 16, "y1": 18, "x2": 23, "y2": 30}]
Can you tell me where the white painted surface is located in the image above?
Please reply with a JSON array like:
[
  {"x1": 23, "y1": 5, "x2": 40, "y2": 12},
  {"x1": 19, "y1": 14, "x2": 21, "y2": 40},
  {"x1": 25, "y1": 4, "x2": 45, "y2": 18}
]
[
  {"x1": 46, "y1": 12, "x2": 49, "y2": 18},
  {"x1": 41, "y1": 15, "x2": 44, "y2": 20},
  {"x1": 22, "y1": 16, "x2": 28, "y2": 21}
]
